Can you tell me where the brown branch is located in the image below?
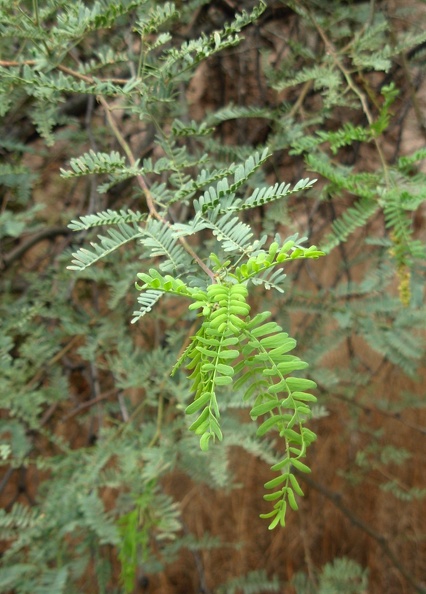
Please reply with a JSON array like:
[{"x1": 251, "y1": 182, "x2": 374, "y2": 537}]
[
  {"x1": 97, "y1": 95, "x2": 216, "y2": 281},
  {"x1": 62, "y1": 389, "x2": 118, "y2": 420},
  {"x1": 57, "y1": 64, "x2": 129, "y2": 85},
  {"x1": 0, "y1": 59, "x2": 37, "y2": 67},
  {"x1": 1, "y1": 226, "x2": 71, "y2": 270},
  {"x1": 288, "y1": 80, "x2": 313, "y2": 119},
  {"x1": 1, "y1": 57, "x2": 215, "y2": 280},
  {"x1": 297, "y1": 472, "x2": 426, "y2": 594},
  {"x1": 299, "y1": 0, "x2": 391, "y2": 188},
  {"x1": 329, "y1": 390, "x2": 426, "y2": 436},
  {"x1": 0, "y1": 468, "x2": 15, "y2": 497},
  {"x1": 0, "y1": 60, "x2": 128, "y2": 84},
  {"x1": 388, "y1": 23, "x2": 426, "y2": 141},
  {"x1": 23, "y1": 336, "x2": 82, "y2": 395}
]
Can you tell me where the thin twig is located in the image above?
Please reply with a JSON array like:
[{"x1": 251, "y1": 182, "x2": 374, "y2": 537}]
[
  {"x1": 23, "y1": 336, "x2": 82, "y2": 393},
  {"x1": 329, "y1": 390, "x2": 426, "y2": 435},
  {"x1": 1, "y1": 226, "x2": 70, "y2": 269},
  {"x1": 288, "y1": 80, "x2": 313, "y2": 119},
  {"x1": 0, "y1": 60, "x2": 129, "y2": 84},
  {"x1": 298, "y1": 473, "x2": 426, "y2": 594},
  {"x1": 0, "y1": 54, "x2": 216, "y2": 281},
  {"x1": 97, "y1": 95, "x2": 216, "y2": 281},
  {"x1": 62, "y1": 389, "x2": 118, "y2": 420},
  {"x1": 299, "y1": 1, "x2": 391, "y2": 188},
  {"x1": 57, "y1": 64, "x2": 129, "y2": 85},
  {"x1": 0, "y1": 468, "x2": 15, "y2": 497},
  {"x1": 388, "y1": 19, "x2": 426, "y2": 140}
]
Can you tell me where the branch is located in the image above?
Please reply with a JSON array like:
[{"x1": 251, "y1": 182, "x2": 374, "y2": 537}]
[
  {"x1": 0, "y1": 60, "x2": 128, "y2": 84},
  {"x1": 0, "y1": 226, "x2": 70, "y2": 269},
  {"x1": 297, "y1": 472, "x2": 426, "y2": 593},
  {"x1": 62, "y1": 389, "x2": 118, "y2": 420},
  {"x1": 96, "y1": 95, "x2": 216, "y2": 281},
  {"x1": 387, "y1": 20, "x2": 426, "y2": 141},
  {"x1": 1, "y1": 56, "x2": 216, "y2": 281},
  {"x1": 329, "y1": 390, "x2": 426, "y2": 436},
  {"x1": 299, "y1": 0, "x2": 391, "y2": 188}
]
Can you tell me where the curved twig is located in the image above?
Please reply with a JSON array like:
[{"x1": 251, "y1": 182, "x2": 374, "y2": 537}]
[
  {"x1": 297, "y1": 472, "x2": 426, "y2": 594},
  {"x1": 1, "y1": 226, "x2": 70, "y2": 269}
]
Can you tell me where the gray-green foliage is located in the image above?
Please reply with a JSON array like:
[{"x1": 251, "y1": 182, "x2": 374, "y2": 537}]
[
  {"x1": 292, "y1": 557, "x2": 369, "y2": 594},
  {"x1": 1, "y1": 0, "x2": 425, "y2": 593},
  {"x1": 0, "y1": 0, "x2": 319, "y2": 591}
]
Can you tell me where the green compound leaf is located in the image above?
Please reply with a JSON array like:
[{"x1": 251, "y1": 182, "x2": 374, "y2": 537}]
[{"x1": 134, "y1": 260, "x2": 320, "y2": 528}]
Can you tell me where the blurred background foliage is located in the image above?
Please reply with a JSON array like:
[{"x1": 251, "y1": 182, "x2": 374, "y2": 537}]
[{"x1": 0, "y1": 0, "x2": 425, "y2": 592}]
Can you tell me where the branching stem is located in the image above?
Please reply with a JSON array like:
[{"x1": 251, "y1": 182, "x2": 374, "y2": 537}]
[
  {"x1": 298, "y1": 473, "x2": 426, "y2": 594},
  {"x1": 97, "y1": 95, "x2": 215, "y2": 281},
  {"x1": 0, "y1": 60, "x2": 129, "y2": 84},
  {"x1": 300, "y1": 1, "x2": 391, "y2": 188}
]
